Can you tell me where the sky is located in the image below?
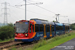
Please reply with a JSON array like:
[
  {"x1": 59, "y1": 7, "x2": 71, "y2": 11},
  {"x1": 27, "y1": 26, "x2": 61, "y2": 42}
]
[{"x1": 0, "y1": 0, "x2": 75, "y2": 24}]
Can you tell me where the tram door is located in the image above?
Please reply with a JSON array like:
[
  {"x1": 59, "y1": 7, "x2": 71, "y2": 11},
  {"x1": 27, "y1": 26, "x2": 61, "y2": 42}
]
[{"x1": 43, "y1": 24, "x2": 47, "y2": 38}]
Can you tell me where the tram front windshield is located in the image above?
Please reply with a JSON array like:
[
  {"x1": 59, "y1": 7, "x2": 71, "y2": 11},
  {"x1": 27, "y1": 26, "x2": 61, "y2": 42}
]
[{"x1": 15, "y1": 22, "x2": 29, "y2": 33}]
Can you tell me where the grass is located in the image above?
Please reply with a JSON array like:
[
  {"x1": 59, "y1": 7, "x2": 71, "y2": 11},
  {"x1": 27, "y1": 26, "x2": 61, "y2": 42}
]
[
  {"x1": 0, "y1": 38, "x2": 14, "y2": 43},
  {"x1": 10, "y1": 47, "x2": 16, "y2": 50}
]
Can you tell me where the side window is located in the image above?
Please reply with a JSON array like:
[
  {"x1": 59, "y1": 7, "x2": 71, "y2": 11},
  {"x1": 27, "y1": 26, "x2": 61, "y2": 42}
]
[
  {"x1": 56, "y1": 26, "x2": 63, "y2": 30},
  {"x1": 52, "y1": 25, "x2": 54, "y2": 31},
  {"x1": 35, "y1": 24, "x2": 39, "y2": 32},
  {"x1": 67, "y1": 26, "x2": 68, "y2": 30},
  {"x1": 30, "y1": 25, "x2": 34, "y2": 33},
  {"x1": 60, "y1": 26, "x2": 63, "y2": 30},
  {"x1": 67, "y1": 26, "x2": 69, "y2": 30},
  {"x1": 56, "y1": 26, "x2": 60, "y2": 30},
  {"x1": 66, "y1": 26, "x2": 67, "y2": 30},
  {"x1": 68, "y1": 26, "x2": 69, "y2": 30},
  {"x1": 40, "y1": 24, "x2": 43, "y2": 32},
  {"x1": 62, "y1": 26, "x2": 63, "y2": 30},
  {"x1": 56, "y1": 26, "x2": 59, "y2": 30},
  {"x1": 30, "y1": 26, "x2": 31, "y2": 33},
  {"x1": 46, "y1": 25, "x2": 50, "y2": 32},
  {"x1": 65, "y1": 26, "x2": 67, "y2": 30},
  {"x1": 33, "y1": 25, "x2": 34, "y2": 32}
]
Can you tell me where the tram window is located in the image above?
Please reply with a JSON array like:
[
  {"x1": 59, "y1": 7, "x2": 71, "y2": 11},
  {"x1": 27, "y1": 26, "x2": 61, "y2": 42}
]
[
  {"x1": 33, "y1": 25, "x2": 34, "y2": 32},
  {"x1": 60, "y1": 26, "x2": 63, "y2": 30},
  {"x1": 56, "y1": 26, "x2": 63, "y2": 30},
  {"x1": 30, "y1": 25, "x2": 34, "y2": 33},
  {"x1": 65, "y1": 26, "x2": 67, "y2": 31},
  {"x1": 67, "y1": 26, "x2": 68, "y2": 30},
  {"x1": 40, "y1": 24, "x2": 43, "y2": 32},
  {"x1": 66, "y1": 26, "x2": 68, "y2": 30},
  {"x1": 52, "y1": 25, "x2": 54, "y2": 31},
  {"x1": 68, "y1": 26, "x2": 69, "y2": 30},
  {"x1": 67, "y1": 27, "x2": 68, "y2": 30},
  {"x1": 67, "y1": 26, "x2": 69, "y2": 30},
  {"x1": 30, "y1": 27, "x2": 31, "y2": 33},
  {"x1": 56, "y1": 26, "x2": 59, "y2": 30},
  {"x1": 35, "y1": 24, "x2": 39, "y2": 32},
  {"x1": 46, "y1": 25, "x2": 50, "y2": 32}
]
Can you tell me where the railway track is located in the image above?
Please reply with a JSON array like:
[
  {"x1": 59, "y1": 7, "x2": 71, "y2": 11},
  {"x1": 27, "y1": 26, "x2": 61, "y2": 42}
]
[
  {"x1": 0, "y1": 40, "x2": 23, "y2": 49},
  {"x1": 12, "y1": 42, "x2": 35, "y2": 50},
  {"x1": 0, "y1": 40, "x2": 36, "y2": 50}
]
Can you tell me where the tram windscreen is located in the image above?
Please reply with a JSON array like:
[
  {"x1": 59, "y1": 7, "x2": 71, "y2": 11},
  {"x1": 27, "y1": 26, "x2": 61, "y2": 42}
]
[{"x1": 15, "y1": 22, "x2": 29, "y2": 33}]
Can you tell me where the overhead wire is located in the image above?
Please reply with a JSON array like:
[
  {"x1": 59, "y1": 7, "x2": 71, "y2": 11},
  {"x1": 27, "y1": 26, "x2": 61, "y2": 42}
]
[
  {"x1": 15, "y1": 1, "x2": 24, "y2": 5},
  {"x1": 7, "y1": 12, "x2": 17, "y2": 23},
  {"x1": 27, "y1": 0, "x2": 56, "y2": 14},
  {"x1": 35, "y1": 5, "x2": 56, "y2": 14},
  {"x1": 9, "y1": 5, "x2": 53, "y2": 18},
  {"x1": 7, "y1": 5, "x2": 23, "y2": 23},
  {"x1": 6, "y1": 1, "x2": 56, "y2": 22},
  {"x1": 9, "y1": 9, "x2": 21, "y2": 20}
]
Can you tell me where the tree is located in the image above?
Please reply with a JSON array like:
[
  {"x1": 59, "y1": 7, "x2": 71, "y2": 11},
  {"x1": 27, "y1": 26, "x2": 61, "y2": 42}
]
[
  {"x1": 70, "y1": 23, "x2": 75, "y2": 30},
  {"x1": 7, "y1": 23, "x2": 14, "y2": 27},
  {"x1": 0, "y1": 24, "x2": 15, "y2": 40}
]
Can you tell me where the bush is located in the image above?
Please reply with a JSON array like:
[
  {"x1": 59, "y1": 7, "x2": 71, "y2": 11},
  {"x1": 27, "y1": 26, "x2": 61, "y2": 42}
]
[
  {"x1": 70, "y1": 23, "x2": 75, "y2": 30},
  {"x1": 0, "y1": 23, "x2": 15, "y2": 40}
]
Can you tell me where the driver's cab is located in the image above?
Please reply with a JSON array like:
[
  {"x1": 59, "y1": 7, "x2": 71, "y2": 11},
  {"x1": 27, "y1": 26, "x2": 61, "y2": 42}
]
[{"x1": 14, "y1": 20, "x2": 34, "y2": 39}]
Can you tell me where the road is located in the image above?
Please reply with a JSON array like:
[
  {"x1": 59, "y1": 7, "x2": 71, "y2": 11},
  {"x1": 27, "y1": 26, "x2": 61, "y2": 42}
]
[{"x1": 51, "y1": 38, "x2": 75, "y2": 50}]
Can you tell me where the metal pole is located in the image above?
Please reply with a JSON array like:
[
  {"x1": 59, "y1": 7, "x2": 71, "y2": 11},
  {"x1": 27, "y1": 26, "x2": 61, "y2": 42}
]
[
  {"x1": 55, "y1": 14, "x2": 58, "y2": 22},
  {"x1": 4, "y1": 2, "x2": 6, "y2": 25},
  {"x1": 4, "y1": 2, "x2": 7, "y2": 25},
  {"x1": 55, "y1": 14, "x2": 60, "y2": 22},
  {"x1": 25, "y1": 0, "x2": 26, "y2": 20},
  {"x1": 55, "y1": 14, "x2": 57, "y2": 22},
  {"x1": 17, "y1": 0, "x2": 43, "y2": 20},
  {"x1": 1, "y1": 2, "x2": 10, "y2": 25},
  {"x1": 68, "y1": 19, "x2": 70, "y2": 24}
]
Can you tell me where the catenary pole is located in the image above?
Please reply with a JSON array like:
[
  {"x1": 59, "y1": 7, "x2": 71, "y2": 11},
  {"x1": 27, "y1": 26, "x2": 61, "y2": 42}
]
[{"x1": 25, "y1": 0, "x2": 26, "y2": 20}]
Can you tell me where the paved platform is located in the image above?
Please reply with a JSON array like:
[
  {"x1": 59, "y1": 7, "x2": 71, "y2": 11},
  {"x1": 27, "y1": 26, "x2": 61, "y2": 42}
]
[{"x1": 51, "y1": 38, "x2": 75, "y2": 50}]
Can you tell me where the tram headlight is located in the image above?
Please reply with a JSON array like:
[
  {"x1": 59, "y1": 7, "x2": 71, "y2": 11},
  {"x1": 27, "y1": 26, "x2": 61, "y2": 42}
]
[
  {"x1": 25, "y1": 34, "x2": 28, "y2": 36},
  {"x1": 15, "y1": 34, "x2": 17, "y2": 36}
]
